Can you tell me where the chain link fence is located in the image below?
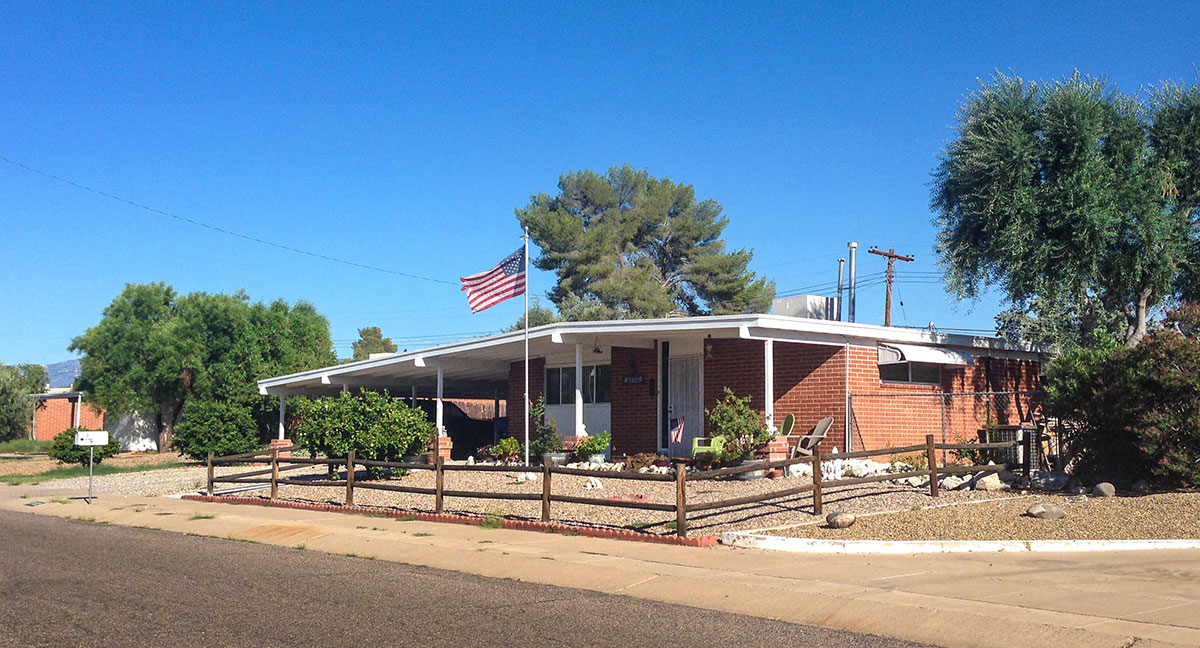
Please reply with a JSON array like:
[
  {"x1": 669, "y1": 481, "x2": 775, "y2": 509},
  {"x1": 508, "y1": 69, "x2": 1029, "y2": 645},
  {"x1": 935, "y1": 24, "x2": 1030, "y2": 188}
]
[{"x1": 846, "y1": 390, "x2": 1044, "y2": 464}]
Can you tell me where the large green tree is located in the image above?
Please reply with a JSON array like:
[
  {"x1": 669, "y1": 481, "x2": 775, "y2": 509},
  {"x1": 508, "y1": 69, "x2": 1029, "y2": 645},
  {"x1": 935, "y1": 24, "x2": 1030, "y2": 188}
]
[
  {"x1": 350, "y1": 326, "x2": 398, "y2": 361},
  {"x1": 0, "y1": 364, "x2": 35, "y2": 441},
  {"x1": 932, "y1": 73, "x2": 1200, "y2": 347},
  {"x1": 517, "y1": 166, "x2": 774, "y2": 319},
  {"x1": 70, "y1": 283, "x2": 336, "y2": 450}
]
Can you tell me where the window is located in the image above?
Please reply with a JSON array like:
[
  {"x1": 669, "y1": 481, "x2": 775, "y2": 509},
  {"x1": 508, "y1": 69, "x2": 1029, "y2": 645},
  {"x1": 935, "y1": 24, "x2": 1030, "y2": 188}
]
[
  {"x1": 879, "y1": 361, "x2": 942, "y2": 385},
  {"x1": 545, "y1": 365, "x2": 610, "y2": 404}
]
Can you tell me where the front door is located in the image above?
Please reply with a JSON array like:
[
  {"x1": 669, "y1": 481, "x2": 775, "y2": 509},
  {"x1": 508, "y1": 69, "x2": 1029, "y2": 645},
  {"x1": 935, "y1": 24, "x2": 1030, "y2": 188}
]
[{"x1": 666, "y1": 355, "x2": 703, "y2": 457}]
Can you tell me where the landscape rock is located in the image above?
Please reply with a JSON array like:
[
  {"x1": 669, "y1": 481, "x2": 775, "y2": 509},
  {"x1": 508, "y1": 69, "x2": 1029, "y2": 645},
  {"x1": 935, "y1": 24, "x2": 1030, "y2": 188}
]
[
  {"x1": 1092, "y1": 482, "x2": 1116, "y2": 497},
  {"x1": 997, "y1": 469, "x2": 1016, "y2": 483},
  {"x1": 514, "y1": 472, "x2": 538, "y2": 483},
  {"x1": 1031, "y1": 471, "x2": 1070, "y2": 491},
  {"x1": 973, "y1": 472, "x2": 1007, "y2": 491},
  {"x1": 1025, "y1": 503, "x2": 1067, "y2": 520},
  {"x1": 939, "y1": 475, "x2": 964, "y2": 490},
  {"x1": 826, "y1": 512, "x2": 856, "y2": 529},
  {"x1": 584, "y1": 476, "x2": 603, "y2": 490},
  {"x1": 1131, "y1": 479, "x2": 1151, "y2": 495},
  {"x1": 1070, "y1": 486, "x2": 1091, "y2": 495},
  {"x1": 784, "y1": 462, "x2": 813, "y2": 479},
  {"x1": 465, "y1": 456, "x2": 475, "y2": 465}
]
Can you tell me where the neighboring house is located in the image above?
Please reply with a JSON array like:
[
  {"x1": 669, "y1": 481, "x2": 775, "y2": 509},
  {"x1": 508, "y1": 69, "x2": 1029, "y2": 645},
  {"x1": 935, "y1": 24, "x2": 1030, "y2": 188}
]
[
  {"x1": 257, "y1": 313, "x2": 1047, "y2": 460},
  {"x1": 30, "y1": 391, "x2": 104, "y2": 441},
  {"x1": 28, "y1": 390, "x2": 157, "y2": 452}
]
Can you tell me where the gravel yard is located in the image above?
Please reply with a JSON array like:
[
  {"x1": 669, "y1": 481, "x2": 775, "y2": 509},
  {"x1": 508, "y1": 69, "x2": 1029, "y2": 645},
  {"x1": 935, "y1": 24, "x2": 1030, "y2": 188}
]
[
  {"x1": 763, "y1": 492, "x2": 1200, "y2": 541},
  {"x1": 8, "y1": 461, "x2": 283, "y2": 497},
  {"x1": 0, "y1": 451, "x2": 184, "y2": 477},
  {"x1": 261, "y1": 467, "x2": 1026, "y2": 536}
]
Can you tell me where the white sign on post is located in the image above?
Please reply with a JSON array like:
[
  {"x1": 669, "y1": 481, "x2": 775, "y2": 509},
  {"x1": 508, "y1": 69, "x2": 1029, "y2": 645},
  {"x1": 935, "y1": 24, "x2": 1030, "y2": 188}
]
[{"x1": 74, "y1": 430, "x2": 109, "y2": 446}]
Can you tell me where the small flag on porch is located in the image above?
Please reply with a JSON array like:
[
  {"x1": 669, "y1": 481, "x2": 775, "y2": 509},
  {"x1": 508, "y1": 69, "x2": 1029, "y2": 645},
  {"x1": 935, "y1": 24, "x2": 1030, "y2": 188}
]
[
  {"x1": 460, "y1": 246, "x2": 527, "y2": 313},
  {"x1": 669, "y1": 417, "x2": 685, "y2": 444}
]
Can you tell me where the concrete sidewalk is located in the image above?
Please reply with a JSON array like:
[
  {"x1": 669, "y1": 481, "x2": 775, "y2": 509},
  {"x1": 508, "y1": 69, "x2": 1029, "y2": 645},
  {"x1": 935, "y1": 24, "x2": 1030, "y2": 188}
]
[{"x1": 6, "y1": 485, "x2": 1199, "y2": 648}]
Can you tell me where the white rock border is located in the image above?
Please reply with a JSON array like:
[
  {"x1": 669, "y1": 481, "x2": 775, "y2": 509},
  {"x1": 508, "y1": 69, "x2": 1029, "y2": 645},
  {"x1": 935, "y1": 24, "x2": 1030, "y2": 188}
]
[{"x1": 721, "y1": 531, "x2": 1200, "y2": 553}]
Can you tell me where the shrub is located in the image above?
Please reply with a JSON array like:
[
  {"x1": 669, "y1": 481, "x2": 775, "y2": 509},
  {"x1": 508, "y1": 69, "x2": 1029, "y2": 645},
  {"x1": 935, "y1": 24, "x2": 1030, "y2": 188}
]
[
  {"x1": 705, "y1": 388, "x2": 772, "y2": 461},
  {"x1": 574, "y1": 431, "x2": 611, "y2": 458},
  {"x1": 48, "y1": 428, "x2": 121, "y2": 466},
  {"x1": 489, "y1": 436, "x2": 523, "y2": 461},
  {"x1": 173, "y1": 399, "x2": 260, "y2": 460},
  {"x1": 291, "y1": 390, "x2": 435, "y2": 476},
  {"x1": 622, "y1": 452, "x2": 665, "y2": 471},
  {"x1": 527, "y1": 396, "x2": 562, "y2": 456},
  {"x1": 891, "y1": 452, "x2": 928, "y2": 472},
  {"x1": 1046, "y1": 306, "x2": 1200, "y2": 487}
]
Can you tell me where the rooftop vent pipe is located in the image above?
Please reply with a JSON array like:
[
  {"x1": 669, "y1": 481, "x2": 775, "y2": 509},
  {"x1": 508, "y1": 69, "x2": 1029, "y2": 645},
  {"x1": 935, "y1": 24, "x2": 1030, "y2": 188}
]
[{"x1": 847, "y1": 242, "x2": 858, "y2": 322}]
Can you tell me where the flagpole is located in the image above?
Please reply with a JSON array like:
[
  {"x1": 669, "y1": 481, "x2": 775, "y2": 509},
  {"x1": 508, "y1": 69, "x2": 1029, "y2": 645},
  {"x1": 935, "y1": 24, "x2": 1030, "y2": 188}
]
[{"x1": 523, "y1": 225, "x2": 530, "y2": 467}]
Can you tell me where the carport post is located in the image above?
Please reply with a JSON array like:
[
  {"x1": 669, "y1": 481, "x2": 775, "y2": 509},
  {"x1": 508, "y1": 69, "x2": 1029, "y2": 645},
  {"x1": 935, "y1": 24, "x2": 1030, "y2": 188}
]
[
  {"x1": 277, "y1": 395, "x2": 286, "y2": 440},
  {"x1": 764, "y1": 340, "x2": 775, "y2": 430},
  {"x1": 575, "y1": 343, "x2": 585, "y2": 436},
  {"x1": 436, "y1": 367, "x2": 445, "y2": 436}
]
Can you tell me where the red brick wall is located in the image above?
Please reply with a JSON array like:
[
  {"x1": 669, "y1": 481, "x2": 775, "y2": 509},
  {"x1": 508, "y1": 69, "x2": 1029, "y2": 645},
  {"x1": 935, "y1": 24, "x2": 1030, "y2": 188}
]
[
  {"x1": 774, "y1": 343, "x2": 846, "y2": 454},
  {"x1": 704, "y1": 339, "x2": 847, "y2": 454},
  {"x1": 506, "y1": 358, "x2": 545, "y2": 439},
  {"x1": 610, "y1": 346, "x2": 659, "y2": 457},
  {"x1": 847, "y1": 347, "x2": 1042, "y2": 451},
  {"x1": 32, "y1": 398, "x2": 105, "y2": 441},
  {"x1": 702, "y1": 338, "x2": 765, "y2": 437}
]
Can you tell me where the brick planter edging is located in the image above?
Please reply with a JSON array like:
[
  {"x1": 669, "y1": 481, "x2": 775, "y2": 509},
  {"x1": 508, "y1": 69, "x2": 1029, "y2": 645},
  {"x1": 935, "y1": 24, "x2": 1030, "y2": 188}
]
[{"x1": 181, "y1": 495, "x2": 719, "y2": 547}]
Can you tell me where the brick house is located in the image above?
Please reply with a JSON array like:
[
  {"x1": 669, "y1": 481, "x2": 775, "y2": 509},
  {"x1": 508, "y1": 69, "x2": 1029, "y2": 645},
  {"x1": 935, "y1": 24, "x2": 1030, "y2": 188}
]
[
  {"x1": 30, "y1": 391, "x2": 105, "y2": 441},
  {"x1": 258, "y1": 314, "x2": 1047, "y2": 460}
]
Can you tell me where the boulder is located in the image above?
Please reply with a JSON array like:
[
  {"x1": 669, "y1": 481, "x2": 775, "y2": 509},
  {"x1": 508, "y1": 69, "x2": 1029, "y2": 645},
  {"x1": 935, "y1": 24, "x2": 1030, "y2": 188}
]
[
  {"x1": 1131, "y1": 479, "x2": 1151, "y2": 495},
  {"x1": 940, "y1": 475, "x2": 965, "y2": 490},
  {"x1": 1092, "y1": 482, "x2": 1116, "y2": 497},
  {"x1": 1026, "y1": 503, "x2": 1067, "y2": 520},
  {"x1": 1031, "y1": 471, "x2": 1070, "y2": 491},
  {"x1": 584, "y1": 476, "x2": 603, "y2": 490},
  {"x1": 973, "y1": 472, "x2": 1007, "y2": 491},
  {"x1": 826, "y1": 512, "x2": 856, "y2": 529},
  {"x1": 997, "y1": 469, "x2": 1017, "y2": 483}
]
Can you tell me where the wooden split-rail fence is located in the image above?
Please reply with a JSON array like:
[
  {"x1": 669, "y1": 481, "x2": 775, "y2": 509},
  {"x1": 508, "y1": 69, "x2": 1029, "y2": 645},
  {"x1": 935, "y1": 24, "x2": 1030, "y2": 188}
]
[{"x1": 207, "y1": 433, "x2": 1032, "y2": 538}]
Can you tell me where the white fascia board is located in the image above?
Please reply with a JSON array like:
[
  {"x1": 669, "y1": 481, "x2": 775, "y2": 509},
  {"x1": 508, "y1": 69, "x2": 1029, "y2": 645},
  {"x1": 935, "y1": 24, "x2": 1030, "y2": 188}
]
[{"x1": 750, "y1": 314, "x2": 1051, "y2": 356}]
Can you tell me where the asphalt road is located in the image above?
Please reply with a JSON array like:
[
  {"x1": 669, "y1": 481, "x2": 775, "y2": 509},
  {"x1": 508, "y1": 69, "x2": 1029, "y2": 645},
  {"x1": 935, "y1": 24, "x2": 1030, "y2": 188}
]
[{"x1": 0, "y1": 510, "x2": 929, "y2": 648}]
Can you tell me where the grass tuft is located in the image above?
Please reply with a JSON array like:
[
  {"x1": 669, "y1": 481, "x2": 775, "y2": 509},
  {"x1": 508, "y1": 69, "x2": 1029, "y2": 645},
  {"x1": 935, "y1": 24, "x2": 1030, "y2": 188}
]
[
  {"x1": 188, "y1": 513, "x2": 216, "y2": 521},
  {"x1": 0, "y1": 439, "x2": 53, "y2": 454}
]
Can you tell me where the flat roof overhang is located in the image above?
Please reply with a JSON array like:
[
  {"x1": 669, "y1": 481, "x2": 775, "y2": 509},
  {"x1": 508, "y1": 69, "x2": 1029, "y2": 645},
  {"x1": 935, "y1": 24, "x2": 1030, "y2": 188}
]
[{"x1": 258, "y1": 314, "x2": 1051, "y2": 398}]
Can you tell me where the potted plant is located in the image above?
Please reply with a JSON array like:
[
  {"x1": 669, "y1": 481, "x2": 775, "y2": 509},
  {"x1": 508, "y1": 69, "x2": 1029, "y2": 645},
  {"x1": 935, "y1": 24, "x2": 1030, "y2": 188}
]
[
  {"x1": 706, "y1": 387, "x2": 773, "y2": 480},
  {"x1": 574, "y1": 431, "x2": 611, "y2": 464},
  {"x1": 527, "y1": 396, "x2": 568, "y2": 466}
]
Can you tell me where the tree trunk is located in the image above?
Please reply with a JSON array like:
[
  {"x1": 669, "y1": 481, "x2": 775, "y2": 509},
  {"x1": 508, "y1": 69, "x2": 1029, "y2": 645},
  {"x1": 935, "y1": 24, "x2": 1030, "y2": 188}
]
[
  {"x1": 155, "y1": 411, "x2": 168, "y2": 452},
  {"x1": 1126, "y1": 287, "x2": 1153, "y2": 347}
]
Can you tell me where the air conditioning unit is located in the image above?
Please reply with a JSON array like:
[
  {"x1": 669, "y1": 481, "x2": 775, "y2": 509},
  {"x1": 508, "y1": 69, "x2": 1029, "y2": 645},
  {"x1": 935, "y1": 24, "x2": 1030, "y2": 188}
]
[{"x1": 771, "y1": 295, "x2": 838, "y2": 320}]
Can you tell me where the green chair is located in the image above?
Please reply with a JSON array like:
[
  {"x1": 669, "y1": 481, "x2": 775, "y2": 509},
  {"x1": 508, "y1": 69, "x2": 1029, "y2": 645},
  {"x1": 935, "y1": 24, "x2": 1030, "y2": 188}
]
[
  {"x1": 692, "y1": 434, "x2": 728, "y2": 460},
  {"x1": 779, "y1": 413, "x2": 796, "y2": 437}
]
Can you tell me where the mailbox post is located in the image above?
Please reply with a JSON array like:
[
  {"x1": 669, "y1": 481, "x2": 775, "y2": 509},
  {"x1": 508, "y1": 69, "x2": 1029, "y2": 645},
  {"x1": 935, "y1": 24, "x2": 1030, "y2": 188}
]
[{"x1": 74, "y1": 430, "x2": 109, "y2": 504}]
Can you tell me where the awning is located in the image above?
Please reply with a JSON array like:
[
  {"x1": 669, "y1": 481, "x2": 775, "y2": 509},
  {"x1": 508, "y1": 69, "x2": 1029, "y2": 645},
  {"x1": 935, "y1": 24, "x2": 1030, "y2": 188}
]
[{"x1": 878, "y1": 343, "x2": 973, "y2": 366}]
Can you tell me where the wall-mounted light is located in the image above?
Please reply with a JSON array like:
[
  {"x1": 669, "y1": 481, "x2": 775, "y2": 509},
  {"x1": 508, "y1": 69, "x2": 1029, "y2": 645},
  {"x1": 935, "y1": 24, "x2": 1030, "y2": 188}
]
[{"x1": 592, "y1": 337, "x2": 602, "y2": 354}]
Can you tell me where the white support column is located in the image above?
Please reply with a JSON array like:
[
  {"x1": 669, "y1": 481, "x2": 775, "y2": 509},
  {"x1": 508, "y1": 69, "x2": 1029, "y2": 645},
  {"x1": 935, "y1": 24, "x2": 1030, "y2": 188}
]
[
  {"x1": 278, "y1": 395, "x2": 286, "y2": 440},
  {"x1": 764, "y1": 339, "x2": 775, "y2": 431},
  {"x1": 575, "y1": 343, "x2": 586, "y2": 437},
  {"x1": 436, "y1": 367, "x2": 445, "y2": 437},
  {"x1": 73, "y1": 393, "x2": 82, "y2": 429}
]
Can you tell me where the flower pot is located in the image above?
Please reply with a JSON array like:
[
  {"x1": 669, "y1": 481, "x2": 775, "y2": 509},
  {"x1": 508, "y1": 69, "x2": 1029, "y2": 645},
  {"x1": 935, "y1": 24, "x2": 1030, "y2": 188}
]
[
  {"x1": 542, "y1": 451, "x2": 570, "y2": 467},
  {"x1": 730, "y1": 459, "x2": 766, "y2": 481},
  {"x1": 586, "y1": 453, "x2": 606, "y2": 465}
]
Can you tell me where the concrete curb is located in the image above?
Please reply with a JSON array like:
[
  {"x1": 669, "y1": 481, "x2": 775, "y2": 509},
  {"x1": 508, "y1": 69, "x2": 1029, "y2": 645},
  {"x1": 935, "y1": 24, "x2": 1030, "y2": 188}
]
[
  {"x1": 721, "y1": 530, "x2": 1200, "y2": 553},
  {"x1": 182, "y1": 495, "x2": 719, "y2": 547}
]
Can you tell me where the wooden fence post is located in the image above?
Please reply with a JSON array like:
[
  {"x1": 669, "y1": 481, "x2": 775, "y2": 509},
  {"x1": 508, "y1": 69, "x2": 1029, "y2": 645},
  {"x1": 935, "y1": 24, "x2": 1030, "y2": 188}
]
[
  {"x1": 206, "y1": 451, "x2": 214, "y2": 497},
  {"x1": 435, "y1": 455, "x2": 445, "y2": 515},
  {"x1": 674, "y1": 460, "x2": 687, "y2": 538},
  {"x1": 270, "y1": 447, "x2": 279, "y2": 500},
  {"x1": 927, "y1": 434, "x2": 939, "y2": 497},
  {"x1": 541, "y1": 456, "x2": 552, "y2": 523},
  {"x1": 811, "y1": 447, "x2": 823, "y2": 516},
  {"x1": 345, "y1": 450, "x2": 355, "y2": 508}
]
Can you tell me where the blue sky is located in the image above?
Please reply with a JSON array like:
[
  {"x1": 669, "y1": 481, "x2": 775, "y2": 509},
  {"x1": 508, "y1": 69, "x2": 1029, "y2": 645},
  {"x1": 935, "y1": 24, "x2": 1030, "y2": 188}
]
[{"x1": 2, "y1": 2, "x2": 1197, "y2": 364}]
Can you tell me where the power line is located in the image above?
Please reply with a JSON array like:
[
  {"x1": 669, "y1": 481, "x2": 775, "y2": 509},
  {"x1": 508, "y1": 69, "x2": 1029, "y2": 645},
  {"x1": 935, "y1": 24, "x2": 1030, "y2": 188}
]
[{"x1": 1, "y1": 156, "x2": 458, "y2": 286}]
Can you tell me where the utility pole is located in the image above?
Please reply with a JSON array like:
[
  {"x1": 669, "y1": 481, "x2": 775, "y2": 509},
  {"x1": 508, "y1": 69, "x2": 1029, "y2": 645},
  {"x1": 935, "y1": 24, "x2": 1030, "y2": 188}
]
[{"x1": 868, "y1": 246, "x2": 914, "y2": 326}]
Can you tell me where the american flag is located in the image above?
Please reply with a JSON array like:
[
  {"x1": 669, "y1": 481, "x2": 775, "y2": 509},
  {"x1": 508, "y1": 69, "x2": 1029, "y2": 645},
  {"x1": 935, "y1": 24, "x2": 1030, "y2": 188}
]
[{"x1": 460, "y1": 247, "x2": 527, "y2": 313}]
